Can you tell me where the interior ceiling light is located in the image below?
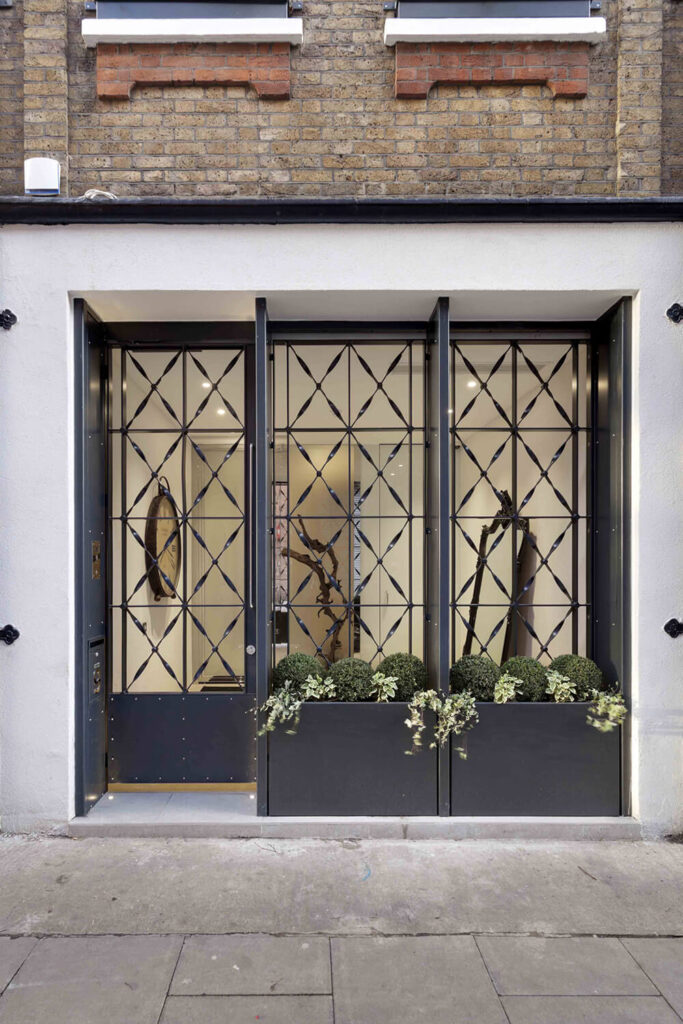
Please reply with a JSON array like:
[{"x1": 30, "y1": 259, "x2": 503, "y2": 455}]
[
  {"x1": 467, "y1": 380, "x2": 477, "y2": 388},
  {"x1": 216, "y1": 408, "x2": 226, "y2": 416},
  {"x1": 202, "y1": 382, "x2": 211, "y2": 389}
]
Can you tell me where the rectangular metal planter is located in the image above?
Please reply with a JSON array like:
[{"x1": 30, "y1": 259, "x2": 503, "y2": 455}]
[
  {"x1": 451, "y1": 702, "x2": 621, "y2": 816},
  {"x1": 267, "y1": 702, "x2": 438, "y2": 816}
]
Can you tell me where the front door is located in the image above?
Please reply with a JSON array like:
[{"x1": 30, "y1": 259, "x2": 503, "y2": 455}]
[{"x1": 107, "y1": 341, "x2": 257, "y2": 786}]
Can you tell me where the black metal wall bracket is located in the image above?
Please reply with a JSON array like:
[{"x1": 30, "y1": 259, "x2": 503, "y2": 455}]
[
  {"x1": 666, "y1": 303, "x2": 683, "y2": 324},
  {"x1": 0, "y1": 309, "x2": 17, "y2": 330},
  {"x1": 663, "y1": 618, "x2": 683, "y2": 639},
  {"x1": 0, "y1": 625, "x2": 19, "y2": 645}
]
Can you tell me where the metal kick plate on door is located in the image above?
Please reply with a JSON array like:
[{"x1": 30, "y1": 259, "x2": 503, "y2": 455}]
[{"x1": 92, "y1": 541, "x2": 101, "y2": 580}]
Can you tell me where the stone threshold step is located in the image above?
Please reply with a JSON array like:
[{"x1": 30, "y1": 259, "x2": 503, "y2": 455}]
[{"x1": 68, "y1": 816, "x2": 641, "y2": 840}]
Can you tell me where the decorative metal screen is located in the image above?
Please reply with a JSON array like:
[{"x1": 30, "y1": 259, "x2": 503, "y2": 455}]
[
  {"x1": 272, "y1": 339, "x2": 425, "y2": 667},
  {"x1": 109, "y1": 345, "x2": 247, "y2": 692},
  {"x1": 450, "y1": 333, "x2": 591, "y2": 665}
]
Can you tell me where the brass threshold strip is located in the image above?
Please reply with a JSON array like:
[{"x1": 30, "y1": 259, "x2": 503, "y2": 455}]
[{"x1": 108, "y1": 782, "x2": 257, "y2": 793}]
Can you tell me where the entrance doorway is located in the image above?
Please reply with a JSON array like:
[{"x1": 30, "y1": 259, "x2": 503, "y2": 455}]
[{"x1": 106, "y1": 341, "x2": 257, "y2": 787}]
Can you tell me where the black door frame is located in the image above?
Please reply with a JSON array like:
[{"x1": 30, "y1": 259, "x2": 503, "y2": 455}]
[{"x1": 75, "y1": 303, "x2": 631, "y2": 815}]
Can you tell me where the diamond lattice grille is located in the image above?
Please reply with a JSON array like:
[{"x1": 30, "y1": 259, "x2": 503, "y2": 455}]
[
  {"x1": 273, "y1": 340, "x2": 425, "y2": 668},
  {"x1": 451, "y1": 338, "x2": 590, "y2": 665},
  {"x1": 109, "y1": 346, "x2": 247, "y2": 693}
]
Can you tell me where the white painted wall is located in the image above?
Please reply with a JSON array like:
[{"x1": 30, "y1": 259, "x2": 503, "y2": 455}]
[{"x1": 0, "y1": 221, "x2": 681, "y2": 835}]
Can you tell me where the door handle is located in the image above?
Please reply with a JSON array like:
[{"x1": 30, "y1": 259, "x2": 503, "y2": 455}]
[
  {"x1": 248, "y1": 443, "x2": 255, "y2": 610},
  {"x1": 664, "y1": 618, "x2": 683, "y2": 638}
]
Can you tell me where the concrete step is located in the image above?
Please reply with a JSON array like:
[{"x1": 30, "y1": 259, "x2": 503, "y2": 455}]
[{"x1": 68, "y1": 814, "x2": 642, "y2": 841}]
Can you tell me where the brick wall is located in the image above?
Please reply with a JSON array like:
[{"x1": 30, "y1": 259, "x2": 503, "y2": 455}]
[
  {"x1": 0, "y1": 0, "x2": 24, "y2": 194},
  {"x1": 0, "y1": 0, "x2": 680, "y2": 197},
  {"x1": 662, "y1": 0, "x2": 682, "y2": 194}
]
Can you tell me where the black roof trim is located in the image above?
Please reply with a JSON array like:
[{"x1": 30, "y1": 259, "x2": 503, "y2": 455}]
[{"x1": 0, "y1": 196, "x2": 682, "y2": 224}]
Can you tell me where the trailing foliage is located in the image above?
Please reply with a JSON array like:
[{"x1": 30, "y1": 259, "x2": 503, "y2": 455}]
[
  {"x1": 379, "y1": 653, "x2": 428, "y2": 701},
  {"x1": 494, "y1": 672, "x2": 524, "y2": 704},
  {"x1": 500, "y1": 656, "x2": 547, "y2": 702},
  {"x1": 328, "y1": 657, "x2": 375, "y2": 701},
  {"x1": 450, "y1": 654, "x2": 501, "y2": 701},
  {"x1": 405, "y1": 689, "x2": 478, "y2": 758},
  {"x1": 258, "y1": 674, "x2": 335, "y2": 736},
  {"x1": 587, "y1": 689, "x2": 627, "y2": 732},
  {"x1": 549, "y1": 654, "x2": 606, "y2": 700},
  {"x1": 272, "y1": 652, "x2": 321, "y2": 691},
  {"x1": 368, "y1": 671, "x2": 398, "y2": 703},
  {"x1": 545, "y1": 669, "x2": 576, "y2": 703}
]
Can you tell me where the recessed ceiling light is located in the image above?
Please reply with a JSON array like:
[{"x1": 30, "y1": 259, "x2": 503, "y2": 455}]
[
  {"x1": 467, "y1": 380, "x2": 477, "y2": 388},
  {"x1": 217, "y1": 408, "x2": 226, "y2": 416},
  {"x1": 202, "y1": 382, "x2": 211, "y2": 389}
]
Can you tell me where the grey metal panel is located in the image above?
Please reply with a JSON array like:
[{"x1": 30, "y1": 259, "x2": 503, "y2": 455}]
[
  {"x1": 592, "y1": 298, "x2": 631, "y2": 814},
  {"x1": 97, "y1": 0, "x2": 287, "y2": 16},
  {"x1": 425, "y1": 297, "x2": 451, "y2": 815},
  {"x1": 399, "y1": 0, "x2": 589, "y2": 16},
  {"x1": 108, "y1": 693, "x2": 257, "y2": 783},
  {"x1": 74, "y1": 301, "x2": 108, "y2": 815},
  {"x1": 268, "y1": 704, "x2": 438, "y2": 816},
  {"x1": 451, "y1": 703, "x2": 620, "y2": 815},
  {"x1": 255, "y1": 298, "x2": 272, "y2": 815}
]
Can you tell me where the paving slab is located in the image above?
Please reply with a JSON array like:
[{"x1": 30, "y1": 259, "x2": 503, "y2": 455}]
[
  {"x1": 0, "y1": 836, "x2": 682, "y2": 936},
  {"x1": 170, "y1": 934, "x2": 331, "y2": 995},
  {"x1": 0, "y1": 935, "x2": 182, "y2": 1024},
  {"x1": 331, "y1": 935, "x2": 508, "y2": 1024},
  {"x1": 0, "y1": 939, "x2": 37, "y2": 995},
  {"x1": 160, "y1": 995, "x2": 334, "y2": 1023},
  {"x1": 477, "y1": 937, "x2": 658, "y2": 996},
  {"x1": 622, "y1": 939, "x2": 683, "y2": 1017},
  {"x1": 502, "y1": 996, "x2": 682, "y2": 1023}
]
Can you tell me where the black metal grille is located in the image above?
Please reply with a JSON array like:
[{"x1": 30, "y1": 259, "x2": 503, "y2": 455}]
[
  {"x1": 109, "y1": 345, "x2": 247, "y2": 692},
  {"x1": 272, "y1": 339, "x2": 425, "y2": 667},
  {"x1": 450, "y1": 333, "x2": 591, "y2": 665}
]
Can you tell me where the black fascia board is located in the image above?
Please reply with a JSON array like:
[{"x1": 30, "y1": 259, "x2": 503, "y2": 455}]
[{"x1": 0, "y1": 196, "x2": 681, "y2": 224}]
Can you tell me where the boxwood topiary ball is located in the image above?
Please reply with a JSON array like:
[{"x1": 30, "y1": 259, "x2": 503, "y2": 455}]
[
  {"x1": 549, "y1": 654, "x2": 606, "y2": 700},
  {"x1": 378, "y1": 652, "x2": 428, "y2": 701},
  {"x1": 328, "y1": 657, "x2": 374, "y2": 701},
  {"x1": 450, "y1": 654, "x2": 501, "y2": 701},
  {"x1": 500, "y1": 655, "x2": 547, "y2": 702},
  {"x1": 272, "y1": 652, "x2": 322, "y2": 691}
]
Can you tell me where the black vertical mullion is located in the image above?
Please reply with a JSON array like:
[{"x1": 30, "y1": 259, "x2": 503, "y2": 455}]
[
  {"x1": 181, "y1": 347, "x2": 188, "y2": 692},
  {"x1": 511, "y1": 342, "x2": 518, "y2": 657},
  {"x1": 121, "y1": 348, "x2": 128, "y2": 693},
  {"x1": 571, "y1": 341, "x2": 579, "y2": 652},
  {"x1": 408, "y1": 341, "x2": 413, "y2": 655},
  {"x1": 285, "y1": 342, "x2": 291, "y2": 656},
  {"x1": 426, "y1": 298, "x2": 450, "y2": 816},
  {"x1": 255, "y1": 299, "x2": 271, "y2": 816},
  {"x1": 347, "y1": 343, "x2": 352, "y2": 660}
]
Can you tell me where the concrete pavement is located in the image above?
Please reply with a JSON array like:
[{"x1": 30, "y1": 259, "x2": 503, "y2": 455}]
[{"x1": 0, "y1": 834, "x2": 681, "y2": 1022}]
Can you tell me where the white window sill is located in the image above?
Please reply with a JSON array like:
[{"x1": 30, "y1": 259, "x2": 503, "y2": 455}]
[
  {"x1": 82, "y1": 17, "x2": 303, "y2": 48},
  {"x1": 384, "y1": 16, "x2": 606, "y2": 45}
]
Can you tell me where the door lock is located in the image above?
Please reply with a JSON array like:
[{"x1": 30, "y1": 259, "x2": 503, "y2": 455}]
[{"x1": 246, "y1": 644, "x2": 256, "y2": 656}]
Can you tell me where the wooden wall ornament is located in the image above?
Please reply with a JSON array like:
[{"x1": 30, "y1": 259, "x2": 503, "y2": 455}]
[{"x1": 144, "y1": 476, "x2": 181, "y2": 601}]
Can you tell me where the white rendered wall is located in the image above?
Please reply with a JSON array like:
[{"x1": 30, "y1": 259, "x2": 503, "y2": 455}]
[{"x1": 0, "y1": 221, "x2": 681, "y2": 834}]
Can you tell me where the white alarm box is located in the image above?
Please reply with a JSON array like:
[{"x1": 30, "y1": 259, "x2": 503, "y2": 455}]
[{"x1": 24, "y1": 157, "x2": 61, "y2": 195}]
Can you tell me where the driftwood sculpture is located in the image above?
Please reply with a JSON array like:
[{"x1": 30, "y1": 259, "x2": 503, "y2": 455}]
[{"x1": 283, "y1": 517, "x2": 349, "y2": 662}]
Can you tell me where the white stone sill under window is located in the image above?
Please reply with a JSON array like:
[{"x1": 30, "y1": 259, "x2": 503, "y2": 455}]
[
  {"x1": 81, "y1": 17, "x2": 303, "y2": 47},
  {"x1": 383, "y1": 16, "x2": 606, "y2": 45}
]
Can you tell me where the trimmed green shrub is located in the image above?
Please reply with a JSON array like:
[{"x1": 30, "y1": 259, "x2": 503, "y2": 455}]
[
  {"x1": 272, "y1": 652, "x2": 321, "y2": 691},
  {"x1": 450, "y1": 655, "x2": 501, "y2": 701},
  {"x1": 379, "y1": 653, "x2": 428, "y2": 702},
  {"x1": 550, "y1": 654, "x2": 606, "y2": 700},
  {"x1": 500, "y1": 656, "x2": 547, "y2": 702},
  {"x1": 328, "y1": 657, "x2": 374, "y2": 701}
]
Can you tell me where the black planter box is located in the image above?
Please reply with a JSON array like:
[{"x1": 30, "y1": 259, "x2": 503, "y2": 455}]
[
  {"x1": 451, "y1": 702, "x2": 621, "y2": 816},
  {"x1": 268, "y1": 702, "x2": 438, "y2": 816}
]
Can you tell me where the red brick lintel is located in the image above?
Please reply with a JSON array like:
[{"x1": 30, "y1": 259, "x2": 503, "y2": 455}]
[
  {"x1": 395, "y1": 41, "x2": 589, "y2": 98},
  {"x1": 96, "y1": 42, "x2": 291, "y2": 100}
]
